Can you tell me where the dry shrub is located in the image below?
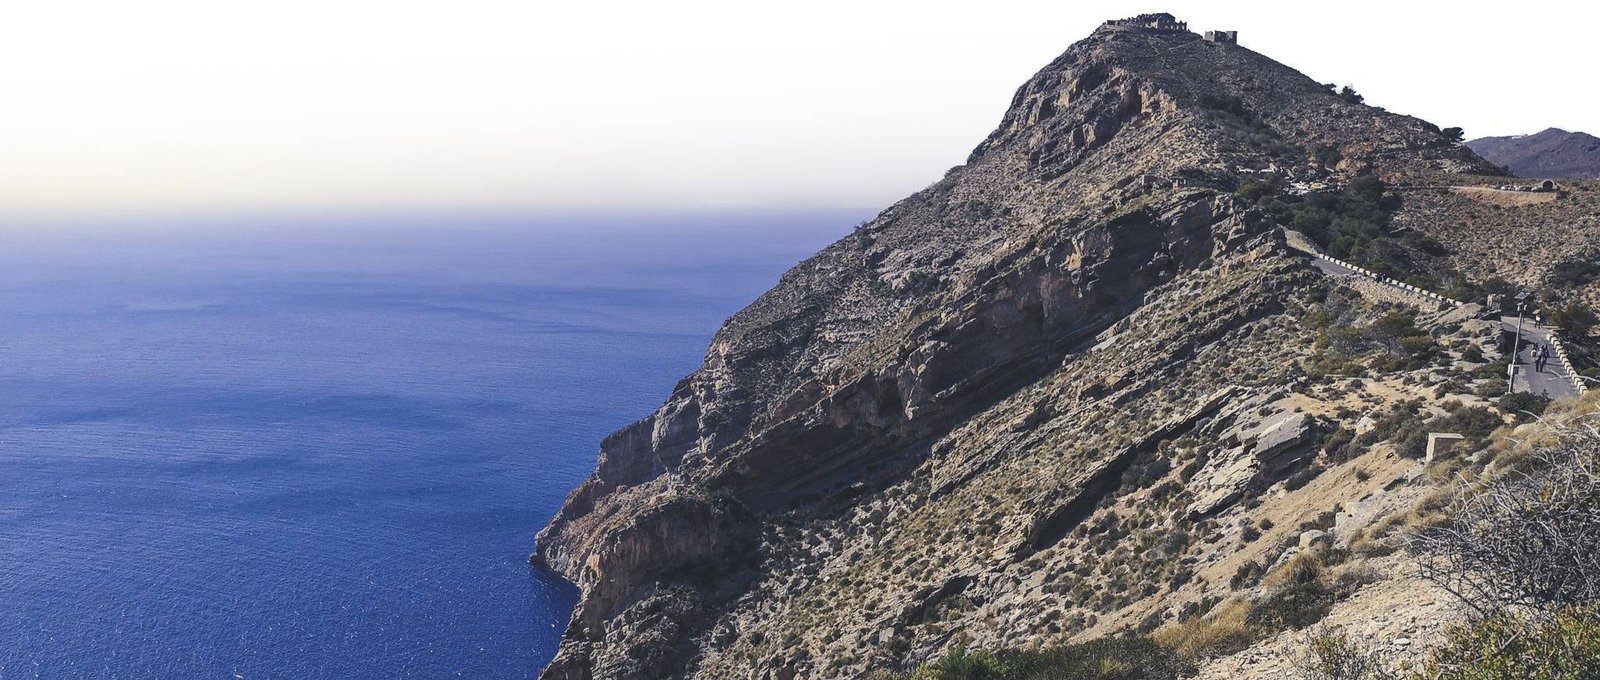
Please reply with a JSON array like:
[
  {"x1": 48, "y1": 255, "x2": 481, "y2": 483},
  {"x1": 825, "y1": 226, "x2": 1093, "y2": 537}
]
[
  {"x1": 1289, "y1": 625, "x2": 1395, "y2": 680},
  {"x1": 1409, "y1": 416, "x2": 1600, "y2": 617},
  {"x1": 1249, "y1": 553, "x2": 1335, "y2": 631}
]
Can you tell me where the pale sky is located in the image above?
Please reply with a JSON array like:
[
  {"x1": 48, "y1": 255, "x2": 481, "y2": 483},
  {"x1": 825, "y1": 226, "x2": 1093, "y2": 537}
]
[{"x1": 2, "y1": 0, "x2": 1596, "y2": 218}]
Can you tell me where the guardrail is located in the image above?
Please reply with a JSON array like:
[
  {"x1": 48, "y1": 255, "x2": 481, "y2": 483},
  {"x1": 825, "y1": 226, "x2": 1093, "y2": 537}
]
[
  {"x1": 1546, "y1": 332, "x2": 1590, "y2": 395},
  {"x1": 1285, "y1": 235, "x2": 1589, "y2": 396},
  {"x1": 1291, "y1": 243, "x2": 1463, "y2": 310}
]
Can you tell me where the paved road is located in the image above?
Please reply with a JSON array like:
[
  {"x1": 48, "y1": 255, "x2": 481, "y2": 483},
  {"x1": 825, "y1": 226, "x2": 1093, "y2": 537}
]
[
  {"x1": 1500, "y1": 317, "x2": 1581, "y2": 399},
  {"x1": 1299, "y1": 249, "x2": 1580, "y2": 399},
  {"x1": 1308, "y1": 257, "x2": 1355, "y2": 277}
]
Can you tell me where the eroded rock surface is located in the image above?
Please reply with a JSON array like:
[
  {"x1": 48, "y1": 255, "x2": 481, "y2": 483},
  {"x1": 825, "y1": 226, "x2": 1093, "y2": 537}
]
[{"x1": 532, "y1": 17, "x2": 1500, "y2": 679}]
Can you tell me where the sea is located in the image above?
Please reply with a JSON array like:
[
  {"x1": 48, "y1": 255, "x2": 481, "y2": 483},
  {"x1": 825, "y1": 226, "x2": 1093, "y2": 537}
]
[{"x1": 0, "y1": 211, "x2": 855, "y2": 679}]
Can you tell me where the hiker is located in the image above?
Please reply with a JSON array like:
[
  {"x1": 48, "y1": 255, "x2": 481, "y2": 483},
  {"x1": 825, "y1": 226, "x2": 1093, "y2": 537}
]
[{"x1": 1535, "y1": 344, "x2": 1549, "y2": 373}]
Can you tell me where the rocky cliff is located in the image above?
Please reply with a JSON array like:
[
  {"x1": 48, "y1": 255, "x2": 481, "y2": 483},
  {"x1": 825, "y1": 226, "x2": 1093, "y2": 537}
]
[{"x1": 532, "y1": 17, "x2": 1512, "y2": 679}]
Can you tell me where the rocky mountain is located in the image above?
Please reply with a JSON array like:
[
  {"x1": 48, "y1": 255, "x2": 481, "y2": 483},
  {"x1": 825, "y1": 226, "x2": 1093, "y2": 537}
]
[
  {"x1": 1467, "y1": 128, "x2": 1600, "y2": 179},
  {"x1": 531, "y1": 14, "x2": 1591, "y2": 680}
]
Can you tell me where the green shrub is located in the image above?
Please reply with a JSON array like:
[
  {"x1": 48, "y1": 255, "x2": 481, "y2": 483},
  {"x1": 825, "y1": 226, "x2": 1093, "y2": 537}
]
[
  {"x1": 1241, "y1": 524, "x2": 1262, "y2": 543},
  {"x1": 1322, "y1": 427, "x2": 1356, "y2": 458},
  {"x1": 1286, "y1": 464, "x2": 1327, "y2": 490},
  {"x1": 1312, "y1": 143, "x2": 1344, "y2": 167},
  {"x1": 1230, "y1": 560, "x2": 1266, "y2": 589},
  {"x1": 1438, "y1": 405, "x2": 1502, "y2": 440},
  {"x1": 907, "y1": 637, "x2": 1193, "y2": 680},
  {"x1": 1550, "y1": 303, "x2": 1597, "y2": 341},
  {"x1": 1396, "y1": 428, "x2": 1429, "y2": 459},
  {"x1": 1499, "y1": 392, "x2": 1551, "y2": 421},
  {"x1": 911, "y1": 646, "x2": 1009, "y2": 679},
  {"x1": 1549, "y1": 259, "x2": 1600, "y2": 288},
  {"x1": 1236, "y1": 179, "x2": 1271, "y2": 202},
  {"x1": 1291, "y1": 627, "x2": 1389, "y2": 680},
  {"x1": 1420, "y1": 607, "x2": 1600, "y2": 680}
]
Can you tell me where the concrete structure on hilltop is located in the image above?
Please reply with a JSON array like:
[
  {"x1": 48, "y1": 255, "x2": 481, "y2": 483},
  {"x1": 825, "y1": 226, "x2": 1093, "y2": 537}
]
[
  {"x1": 1104, "y1": 13, "x2": 1188, "y2": 32},
  {"x1": 1205, "y1": 30, "x2": 1238, "y2": 44}
]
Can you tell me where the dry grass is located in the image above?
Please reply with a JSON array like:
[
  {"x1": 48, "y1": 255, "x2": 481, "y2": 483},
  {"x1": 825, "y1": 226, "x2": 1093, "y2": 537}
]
[
  {"x1": 1262, "y1": 552, "x2": 1327, "y2": 592},
  {"x1": 1449, "y1": 186, "x2": 1558, "y2": 206},
  {"x1": 1151, "y1": 599, "x2": 1254, "y2": 660},
  {"x1": 1487, "y1": 390, "x2": 1600, "y2": 472}
]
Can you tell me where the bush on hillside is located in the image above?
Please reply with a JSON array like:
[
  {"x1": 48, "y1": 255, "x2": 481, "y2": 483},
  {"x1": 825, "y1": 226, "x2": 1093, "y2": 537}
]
[
  {"x1": 1551, "y1": 302, "x2": 1598, "y2": 341},
  {"x1": 1549, "y1": 258, "x2": 1600, "y2": 288},
  {"x1": 1151, "y1": 599, "x2": 1254, "y2": 661},
  {"x1": 1410, "y1": 424, "x2": 1600, "y2": 616},
  {"x1": 907, "y1": 647, "x2": 1007, "y2": 680},
  {"x1": 1290, "y1": 627, "x2": 1393, "y2": 680},
  {"x1": 903, "y1": 637, "x2": 1193, "y2": 680},
  {"x1": 1420, "y1": 607, "x2": 1600, "y2": 680},
  {"x1": 1498, "y1": 391, "x2": 1550, "y2": 421},
  {"x1": 1434, "y1": 405, "x2": 1502, "y2": 441},
  {"x1": 1247, "y1": 554, "x2": 1335, "y2": 631}
]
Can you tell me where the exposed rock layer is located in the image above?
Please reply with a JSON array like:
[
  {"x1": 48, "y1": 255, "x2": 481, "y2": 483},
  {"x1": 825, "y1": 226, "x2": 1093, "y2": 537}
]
[{"x1": 533, "y1": 18, "x2": 1498, "y2": 679}]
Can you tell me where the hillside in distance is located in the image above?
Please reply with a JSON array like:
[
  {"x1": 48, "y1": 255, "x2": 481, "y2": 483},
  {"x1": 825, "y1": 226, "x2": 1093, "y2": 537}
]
[
  {"x1": 1467, "y1": 127, "x2": 1600, "y2": 179},
  {"x1": 532, "y1": 13, "x2": 1599, "y2": 679}
]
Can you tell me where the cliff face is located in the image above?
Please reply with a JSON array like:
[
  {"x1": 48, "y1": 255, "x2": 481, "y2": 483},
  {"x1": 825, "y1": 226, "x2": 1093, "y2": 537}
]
[{"x1": 533, "y1": 19, "x2": 1496, "y2": 679}]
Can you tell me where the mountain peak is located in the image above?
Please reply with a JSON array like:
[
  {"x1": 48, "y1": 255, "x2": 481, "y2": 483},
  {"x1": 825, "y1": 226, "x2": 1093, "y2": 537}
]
[
  {"x1": 966, "y1": 18, "x2": 1488, "y2": 183},
  {"x1": 535, "y1": 16, "x2": 1522, "y2": 680},
  {"x1": 1468, "y1": 127, "x2": 1600, "y2": 178}
]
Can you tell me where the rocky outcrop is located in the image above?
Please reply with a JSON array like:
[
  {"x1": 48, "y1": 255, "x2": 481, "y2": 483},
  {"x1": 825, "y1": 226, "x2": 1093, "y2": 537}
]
[
  {"x1": 532, "y1": 15, "x2": 1498, "y2": 679},
  {"x1": 1186, "y1": 397, "x2": 1314, "y2": 518}
]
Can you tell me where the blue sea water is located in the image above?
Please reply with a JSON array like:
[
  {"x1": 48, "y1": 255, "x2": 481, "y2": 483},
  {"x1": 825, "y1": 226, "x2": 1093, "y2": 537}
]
[{"x1": 0, "y1": 212, "x2": 853, "y2": 679}]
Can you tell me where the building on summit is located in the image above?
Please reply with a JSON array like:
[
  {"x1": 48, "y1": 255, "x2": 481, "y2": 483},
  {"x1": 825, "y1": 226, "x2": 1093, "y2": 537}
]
[
  {"x1": 1104, "y1": 13, "x2": 1188, "y2": 32},
  {"x1": 1204, "y1": 30, "x2": 1238, "y2": 44}
]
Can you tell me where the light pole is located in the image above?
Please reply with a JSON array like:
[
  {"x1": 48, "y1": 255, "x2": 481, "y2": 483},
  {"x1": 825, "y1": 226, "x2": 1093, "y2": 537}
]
[{"x1": 1508, "y1": 291, "x2": 1529, "y2": 394}]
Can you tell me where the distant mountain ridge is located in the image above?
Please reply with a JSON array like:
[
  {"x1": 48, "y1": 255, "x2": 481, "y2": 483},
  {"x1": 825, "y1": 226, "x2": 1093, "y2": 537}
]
[{"x1": 1467, "y1": 127, "x2": 1600, "y2": 179}]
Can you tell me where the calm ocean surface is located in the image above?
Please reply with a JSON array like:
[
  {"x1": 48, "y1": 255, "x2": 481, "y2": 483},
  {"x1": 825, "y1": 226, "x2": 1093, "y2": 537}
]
[{"x1": 0, "y1": 212, "x2": 853, "y2": 678}]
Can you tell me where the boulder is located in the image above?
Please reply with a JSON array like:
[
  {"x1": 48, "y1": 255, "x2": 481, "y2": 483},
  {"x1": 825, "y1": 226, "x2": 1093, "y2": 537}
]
[{"x1": 1300, "y1": 529, "x2": 1332, "y2": 550}]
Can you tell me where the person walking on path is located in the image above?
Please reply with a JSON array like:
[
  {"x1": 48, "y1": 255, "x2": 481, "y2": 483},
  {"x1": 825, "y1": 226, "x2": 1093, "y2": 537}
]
[{"x1": 1535, "y1": 344, "x2": 1549, "y2": 373}]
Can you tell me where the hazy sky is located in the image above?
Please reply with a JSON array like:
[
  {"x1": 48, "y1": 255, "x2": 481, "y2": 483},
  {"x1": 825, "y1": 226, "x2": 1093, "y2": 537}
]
[{"x1": 3, "y1": 1, "x2": 1596, "y2": 218}]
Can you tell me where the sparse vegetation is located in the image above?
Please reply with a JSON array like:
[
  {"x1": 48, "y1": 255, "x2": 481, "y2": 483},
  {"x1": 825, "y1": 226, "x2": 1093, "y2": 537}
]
[
  {"x1": 1291, "y1": 626, "x2": 1392, "y2": 680},
  {"x1": 1411, "y1": 424, "x2": 1600, "y2": 616},
  {"x1": 1419, "y1": 607, "x2": 1600, "y2": 680},
  {"x1": 1248, "y1": 553, "x2": 1335, "y2": 631},
  {"x1": 1152, "y1": 599, "x2": 1255, "y2": 660},
  {"x1": 898, "y1": 637, "x2": 1192, "y2": 680}
]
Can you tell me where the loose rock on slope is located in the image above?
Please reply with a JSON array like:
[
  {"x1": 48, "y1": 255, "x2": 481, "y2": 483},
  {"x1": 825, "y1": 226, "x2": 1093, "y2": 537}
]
[{"x1": 532, "y1": 15, "x2": 1499, "y2": 679}]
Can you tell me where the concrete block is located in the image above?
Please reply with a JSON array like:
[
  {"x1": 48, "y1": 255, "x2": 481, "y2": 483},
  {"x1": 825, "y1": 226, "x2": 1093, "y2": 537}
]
[{"x1": 1425, "y1": 432, "x2": 1466, "y2": 464}]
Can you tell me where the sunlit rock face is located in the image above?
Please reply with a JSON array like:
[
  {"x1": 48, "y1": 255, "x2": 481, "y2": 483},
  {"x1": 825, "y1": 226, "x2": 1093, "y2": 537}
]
[{"x1": 533, "y1": 15, "x2": 1495, "y2": 680}]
